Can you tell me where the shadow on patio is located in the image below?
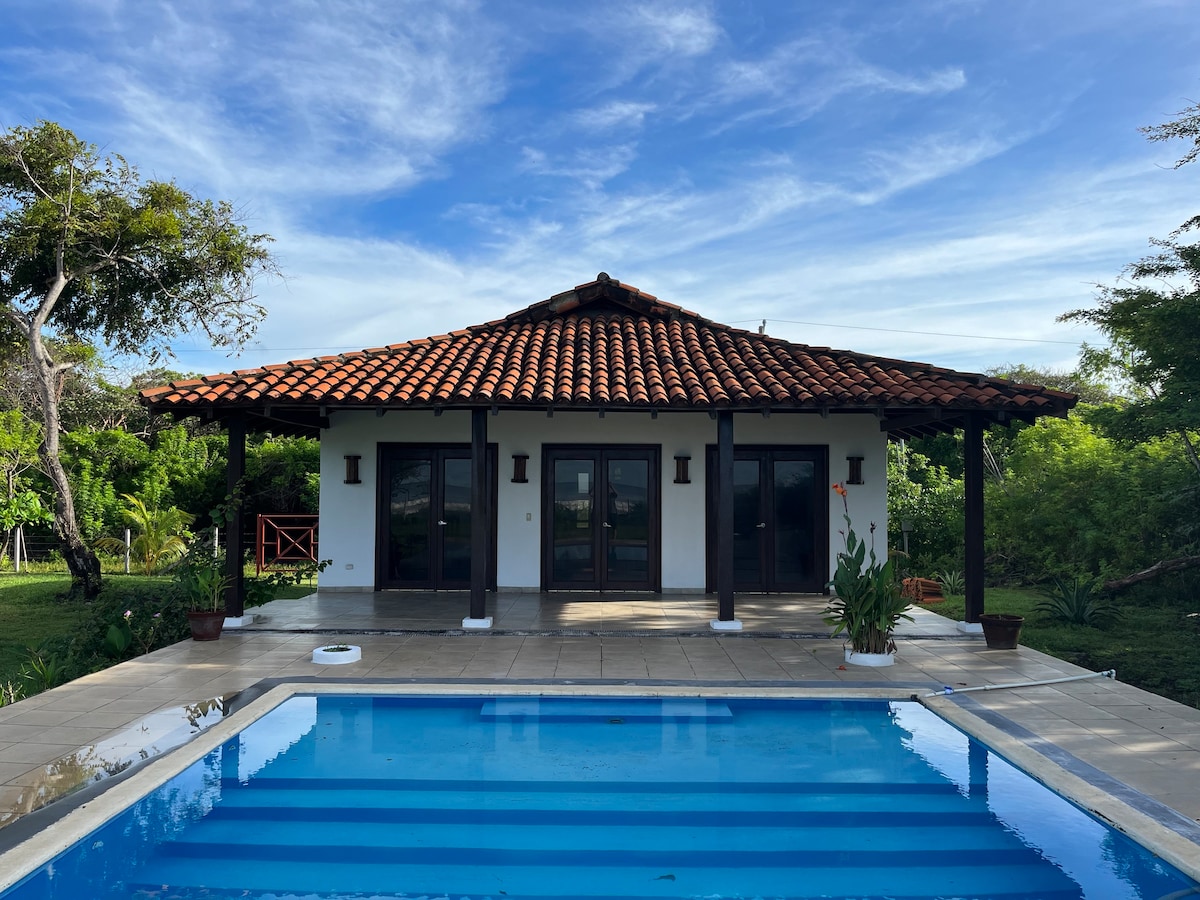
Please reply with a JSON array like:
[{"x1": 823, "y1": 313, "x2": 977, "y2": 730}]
[{"x1": 238, "y1": 590, "x2": 964, "y2": 636}]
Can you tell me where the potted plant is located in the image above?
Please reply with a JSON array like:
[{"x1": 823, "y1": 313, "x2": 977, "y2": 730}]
[
  {"x1": 824, "y1": 482, "x2": 913, "y2": 666},
  {"x1": 312, "y1": 643, "x2": 362, "y2": 664},
  {"x1": 176, "y1": 554, "x2": 230, "y2": 641},
  {"x1": 978, "y1": 613, "x2": 1024, "y2": 649}
]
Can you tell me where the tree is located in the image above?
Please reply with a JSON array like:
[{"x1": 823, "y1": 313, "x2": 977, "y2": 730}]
[
  {"x1": 1060, "y1": 102, "x2": 1200, "y2": 478},
  {"x1": 0, "y1": 121, "x2": 274, "y2": 596},
  {"x1": 1140, "y1": 100, "x2": 1200, "y2": 169},
  {"x1": 96, "y1": 493, "x2": 193, "y2": 575}
]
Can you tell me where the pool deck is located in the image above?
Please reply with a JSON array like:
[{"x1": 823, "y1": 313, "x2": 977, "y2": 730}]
[{"x1": 2, "y1": 590, "x2": 1200, "y2": 867}]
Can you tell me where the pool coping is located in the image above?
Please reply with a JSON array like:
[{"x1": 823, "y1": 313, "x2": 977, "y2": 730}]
[{"x1": 1, "y1": 679, "x2": 1198, "y2": 892}]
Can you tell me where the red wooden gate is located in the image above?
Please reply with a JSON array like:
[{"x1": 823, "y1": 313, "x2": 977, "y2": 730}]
[{"x1": 256, "y1": 514, "x2": 319, "y2": 574}]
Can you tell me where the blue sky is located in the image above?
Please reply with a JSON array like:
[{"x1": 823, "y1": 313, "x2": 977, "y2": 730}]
[{"x1": 2, "y1": 0, "x2": 1198, "y2": 378}]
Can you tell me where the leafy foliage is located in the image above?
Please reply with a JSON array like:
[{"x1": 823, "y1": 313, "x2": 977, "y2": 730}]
[
  {"x1": 1139, "y1": 100, "x2": 1200, "y2": 169},
  {"x1": 934, "y1": 569, "x2": 965, "y2": 596},
  {"x1": 1035, "y1": 576, "x2": 1122, "y2": 628},
  {"x1": 1060, "y1": 102, "x2": 1200, "y2": 478},
  {"x1": 93, "y1": 493, "x2": 193, "y2": 575},
  {"x1": 887, "y1": 442, "x2": 963, "y2": 574},
  {"x1": 0, "y1": 120, "x2": 275, "y2": 596},
  {"x1": 985, "y1": 416, "x2": 1194, "y2": 581},
  {"x1": 825, "y1": 483, "x2": 912, "y2": 654},
  {"x1": 172, "y1": 534, "x2": 231, "y2": 612}
]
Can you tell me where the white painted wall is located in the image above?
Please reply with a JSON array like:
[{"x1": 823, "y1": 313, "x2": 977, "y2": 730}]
[{"x1": 317, "y1": 409, "x2": 888, "y2": 591}]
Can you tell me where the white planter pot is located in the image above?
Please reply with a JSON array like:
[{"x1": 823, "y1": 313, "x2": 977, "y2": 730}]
[
  {"x1": 844, "y1": 647, "x2": 896, "y2": 667},
  {"x1": 312, "y1": 645, "x2": 362, "y2": 665}
]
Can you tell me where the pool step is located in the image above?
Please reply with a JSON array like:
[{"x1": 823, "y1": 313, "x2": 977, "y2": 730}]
[
  {"x1": 130, "y1": 773, "x2": 1081, "y2": 900},
  {"x1": 159, "y1": 817, "x2": 1044, "y2": 853},
  {"x1": 130, "y1": 856, "x2": 1084, "y2": 900},
  {"x1": 479, "y1": 698, "x2": 733, "y2": 721}
]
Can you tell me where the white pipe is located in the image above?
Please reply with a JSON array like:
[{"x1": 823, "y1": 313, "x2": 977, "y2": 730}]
[{"x1": 920, "y1": 669, "x2": 1117, "y2": 698}]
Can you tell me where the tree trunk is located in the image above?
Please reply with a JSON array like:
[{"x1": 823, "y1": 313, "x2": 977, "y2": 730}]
[
  {"x1": 1104, "y1": 555, "x2": 1200, "y2": 592},
  {"x1": 1179, "y1": 429, "x2": 1200, "y2": 479},
  {"x1": 25, "y1": 317, "x2": 101, "y2": 598}
]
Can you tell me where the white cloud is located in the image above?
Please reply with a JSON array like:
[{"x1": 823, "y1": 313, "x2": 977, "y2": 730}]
[
  {"x1": 852, "y1": 132, "x2": 1012, "y2": 203},
  {"x1": 520, "y1": 143, "x2": 640, "y2": 189},
  {"x1": 633, "y1": 2, "x2": 723, "y2": 57},
  {"x1": 1, "y1": 1, "x2": 509, "y2": 201},
  {"x1": 572, "y1": 101, "x2": 658, "y2": 131},
  {"x1": 712, "y1": 36, "x2": 966, "y2": 126}
]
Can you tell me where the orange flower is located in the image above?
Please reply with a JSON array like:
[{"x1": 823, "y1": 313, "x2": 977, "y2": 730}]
[{"x1": 832, "y1": 482, "x2": 848, "y2": 497}]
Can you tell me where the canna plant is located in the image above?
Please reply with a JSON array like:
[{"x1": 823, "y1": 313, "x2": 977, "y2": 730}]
[{"x1": 824, "y1": 482, "x2": 912, "y2": 656}]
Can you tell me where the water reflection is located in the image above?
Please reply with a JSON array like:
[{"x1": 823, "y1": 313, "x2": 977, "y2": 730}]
[
  {"x1": 1, "y1": 696, "x2": 1195, "y2": 900},
  {"x1": 0, "y1": 696, "x2": 230, "y2": 828},
  {"x1": 891, "y1": 701, "x2": 1184, "y2": 900}
]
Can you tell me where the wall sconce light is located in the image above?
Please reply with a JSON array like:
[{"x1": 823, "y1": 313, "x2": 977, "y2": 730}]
[
  {"x1": 511, "y1": 453, "x2": 529, "y2": 483},
  {"x1": 674, "y1": 454, "x2": 691, "y2": 484},
  {"x1": 344, "y1": 455, "x2": 361, "y2": 485},
  {"x1": 846, "y1": 456, "x2": 864, "y2": 485}
]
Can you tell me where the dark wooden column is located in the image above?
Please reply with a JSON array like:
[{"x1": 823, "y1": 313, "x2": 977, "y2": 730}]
[
  {"x1": 716, "y1": 410, "x2": 736, "y2": 623},
  {"x1": 469, "y1": 407, "x2": 488, "y2": 622},
  {"x1": 224, "y1": 413, "x2": 246, "y2": 617},
  {"x1": 963, "y1": 414, "x2": 985, "y2": 623}
]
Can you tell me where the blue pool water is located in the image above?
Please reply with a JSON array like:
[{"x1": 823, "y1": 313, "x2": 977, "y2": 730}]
[{"x1": 2, "y1": 695, "x2": 1196, "y2": 899}]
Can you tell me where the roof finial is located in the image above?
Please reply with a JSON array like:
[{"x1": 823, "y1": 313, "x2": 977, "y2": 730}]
[{"x1": 596, "y1": 272, "x2": 611, "y2": 283}]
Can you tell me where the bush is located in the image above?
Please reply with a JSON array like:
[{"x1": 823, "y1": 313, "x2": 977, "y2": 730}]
[{"x1": 1034, "y1": 576, "x2": 1122, "y2": 628}]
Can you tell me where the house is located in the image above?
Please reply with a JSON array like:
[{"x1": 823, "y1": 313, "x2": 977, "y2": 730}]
[{"x1": 140, "y1": 274, "x2": 1077, "y2": 629}]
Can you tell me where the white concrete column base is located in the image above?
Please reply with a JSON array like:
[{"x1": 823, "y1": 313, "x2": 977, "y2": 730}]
[
  {"x1": 223, "y1": 614, "x2": 256, "y2": 628},
  {"x1": 709, "y1": 618, "x2": 743, "y2": 632},
  {"x1": 957, "y1": 620, "x2": 984, "y2": 634},
  {"x1": 462, "y1": 616, "x2": 494, "y2": 630}
]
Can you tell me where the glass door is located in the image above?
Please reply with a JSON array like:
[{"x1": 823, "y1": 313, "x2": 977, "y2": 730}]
[
  {"x1": 550, "y1": 457, "x2": 596, "y2": 586},
  {"x1": 604, "y1": 455, "x2": 651, "y2": 587},
  {"x1": 707, "y1": 446, "x2": 827, "y2": 592},
  {"x1": 377, "y1": 445, "x2": 496, "y2": 590},
  {"x1": 544, "y1": 447, "x2": 659, "y2": 591}
]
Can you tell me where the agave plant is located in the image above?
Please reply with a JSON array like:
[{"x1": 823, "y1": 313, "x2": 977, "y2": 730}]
[
  {"x1": 933, "y1": 569, "x2": 965, "y2": 596},
  {"x1": 1035, "y1": 576, "x2": 1122, "y2": 627}
]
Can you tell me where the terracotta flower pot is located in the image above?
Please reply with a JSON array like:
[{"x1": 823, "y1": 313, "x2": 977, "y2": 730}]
[
  {"x1": 979, "y1": 613, "x2": 1024, "y2": 650},
  {"x1": 187, "y1": 610, "x2": 226, "y2": 641}
]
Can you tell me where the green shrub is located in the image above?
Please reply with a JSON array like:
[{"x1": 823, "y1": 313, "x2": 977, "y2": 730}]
[
  {"x1": 933, "y1": 569, "x2": 965, "y2": 596},
  {"x1": 1035, "y1": 576, "x2": 1122, "y2": 627}
]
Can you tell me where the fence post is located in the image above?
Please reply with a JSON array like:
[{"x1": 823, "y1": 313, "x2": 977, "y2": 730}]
[
  {"x1": 124, "y1": 527, "x2": 131, "y2": 574},
  {"x1": 14, "y1": 526, "x2": 22, "y2": 574},
  {"x1": 213, "y1": 526, "x2": 219, "y2": 558}
]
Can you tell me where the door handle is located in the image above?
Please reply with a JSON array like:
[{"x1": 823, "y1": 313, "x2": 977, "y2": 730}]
[
  {"x1": 756, "y1": 522, "x2": 767, "y2": 528},
  {"x1": 602, "y1": 522, "x2": 614, "y2": 528},
  {"x1": 437, "y1": 520, "x2": 448, "y2": 526}
]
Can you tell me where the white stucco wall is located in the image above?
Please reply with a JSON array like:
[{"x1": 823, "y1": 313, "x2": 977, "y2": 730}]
[{"x1": 317, "y1": 409, "x2": 888, "y2": 591}]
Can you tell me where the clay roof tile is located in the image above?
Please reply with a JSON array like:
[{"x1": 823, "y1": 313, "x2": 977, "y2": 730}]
[{"x1": 138, "y1": 277, "x2": 1078, "y2": 430}]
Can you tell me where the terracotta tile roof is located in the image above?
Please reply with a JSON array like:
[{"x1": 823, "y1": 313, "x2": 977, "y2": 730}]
[{"x1": 139, "y1": 274, "x2": 1077, "y2": 435}]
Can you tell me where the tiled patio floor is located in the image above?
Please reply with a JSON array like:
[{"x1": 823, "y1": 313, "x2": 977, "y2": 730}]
[{"x1": 1, "y1": 590, "x2": 1199, "y2": 871}]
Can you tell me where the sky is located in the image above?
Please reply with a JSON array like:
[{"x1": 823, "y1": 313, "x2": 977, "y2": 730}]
[{"x1": 1, "y1": 0, "x2": 1198, "y2": 379}]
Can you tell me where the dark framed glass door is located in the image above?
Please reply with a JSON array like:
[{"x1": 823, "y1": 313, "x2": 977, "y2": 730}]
[
  {"x1": 376, "y1": 444, "x2": 496, "y2": 590},
  {"x1": 706, "y1": 446, "x2": 827, "y2": 592},
  {"x1": 542, "y1": 446, "x2": 660, "y2": 591}
]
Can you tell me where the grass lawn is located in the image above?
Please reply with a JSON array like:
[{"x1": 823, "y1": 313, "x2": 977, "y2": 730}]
[
  {"x1": 926, "y1": 587, "x2": 1200, "y2": 710},
  {"x1": 0, "y1": 572, "x2": 316, "y2": 689}
]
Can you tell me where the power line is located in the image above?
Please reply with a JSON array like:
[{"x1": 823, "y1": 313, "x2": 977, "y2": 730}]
[{"x1": 729, "y1": 318, "x2": 1082, "y2": 346}]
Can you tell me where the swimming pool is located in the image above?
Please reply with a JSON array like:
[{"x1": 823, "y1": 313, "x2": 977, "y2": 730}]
[{"x1": 1, "y1": 690, "x2": 1196, "y2": 899}]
